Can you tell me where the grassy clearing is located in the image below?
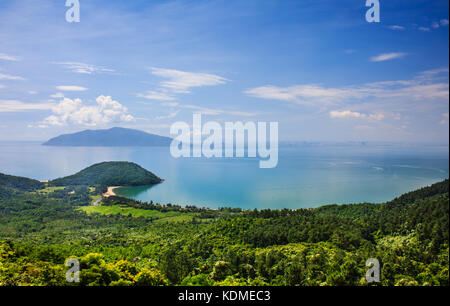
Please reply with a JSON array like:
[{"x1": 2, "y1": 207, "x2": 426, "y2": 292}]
[
  {"x1": 36, "y1": 186, "x2": 66, "y2": 194},
  {"x1": 90, "y1": 195, "x2": 102, "y2": 205},
  {"x1": 78, "y1": 204, "x2": 201, "y2": 223}
]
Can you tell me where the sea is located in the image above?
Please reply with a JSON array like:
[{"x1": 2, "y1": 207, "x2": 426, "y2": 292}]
[{"x1": 0, "y1": 141, "x2": 448, "y2": 210}]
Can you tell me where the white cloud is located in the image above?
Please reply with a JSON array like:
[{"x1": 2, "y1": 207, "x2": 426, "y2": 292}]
[
  {"x1": 245, "y1": 68, "x2": 449, "y2": 121},
  {"x1": 50, "y1": 92, "x2": 65, "y2": 98},
  {"x1": 432, "y1": 22, "x2": 440, "y2": 29},
  {"x1": 138, "y1": 67, "x2": 227, "y2": 100},
  {"x1": 157, "y1": 102, "x2": 256, "y2": 117},
  {"x1": 41, "y1": 95, "x2": 134, "y2": 127},
  {"x1": 181, "y1": 104, "x2": 257, "y2": 117},
  {"x1": 441, "y1": 19, "x2": 449, "y2": 26},
  {"x1": 368, "y1": 113, "x2": 385, "y2": 121},
  {"x1": 370, "y1": 52, "x2": 407, "y2": 62},
  {"x1": 138, "y1": 90, "x2": 175, "y2": 101},
  {"x1": 416, "y1": 67, "x2": 449, "y2": 79},
  {"x1": 0, "y1": 100, "x2": 54, "y2": 112},
  {"x1": 150, "y1": 67, "x2": 227, "y2": 93},
  {"x1": 245, "y1": 84, "x2": 362, "y2": 104},
  {"x1": 0, "y1": 53, "x2": 20, "y2": 61},
  {"x1": 329, "y1": 110, "x2": 363, "y2": 119},
  {"x1": 329, "y1": 110, "x2": 384, "y2": 121},
  {"x1": 161, "y1": 102, "x2": 179, "y2": 107},
  {"x1": 53, "y1": 62, "x2": 115, "y2": 75},
  {"x1": 418, "y1": 27, "x2": 431, "y2": 32},
  {"x1": 388, "y1": 25, "x2": 405, "y2": 30},
  {"x1": 441, "y1": 113, "x2": 449, "y2": 125},
  {"x1": 28, "y1": 90, "x2": 38, "y2": 95},
  {"x1": 156, "y1": 110, "x2": 180, "y2": 120},
  {"x1": 56, "y1": 85, "x2": 88, "y2": 91},
  {"x1": 0, "y1": 73, "x2": 25, "y2": 80}
]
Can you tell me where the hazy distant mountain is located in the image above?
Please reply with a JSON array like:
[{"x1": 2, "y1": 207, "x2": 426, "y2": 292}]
[{"x1": 42, "y1": 127, "x2": 172, "y2": 147}]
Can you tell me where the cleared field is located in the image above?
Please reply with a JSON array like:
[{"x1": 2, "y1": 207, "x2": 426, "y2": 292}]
[
  {"x1": 36, "y1": 186, "x2": 66, "y2": 194},
  {"x1": 78, "y1": 204, "x2": 200, "y2": 223},
  {"x1": 90, "y1": 195, "x2": 102, "y2": 205}
]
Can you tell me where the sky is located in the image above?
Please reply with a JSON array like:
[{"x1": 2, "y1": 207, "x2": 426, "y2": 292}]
[{"x1": 0, "y1": 0, "x2": 448, "y2": 143}]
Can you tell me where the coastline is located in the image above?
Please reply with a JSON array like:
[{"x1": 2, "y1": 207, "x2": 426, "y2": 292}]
[{"x1": 103, "y1": 186, "x2": 121, "y2": 198}]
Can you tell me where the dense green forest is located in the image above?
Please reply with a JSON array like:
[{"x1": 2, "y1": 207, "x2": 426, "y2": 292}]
[
  {"x1": 0, "y1": 173, "x2": 44, "y2": 192},
  {"x1": 49, "y1": 162, "x2": 162, "y2": 187},
  {"x1": 0, "y1": 168, "x2": 448, "y2": 286}
]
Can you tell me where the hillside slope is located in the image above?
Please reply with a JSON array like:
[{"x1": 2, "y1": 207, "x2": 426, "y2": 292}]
[{"x1": 0, "y1": 173, "x2": 44, "y2": 192}]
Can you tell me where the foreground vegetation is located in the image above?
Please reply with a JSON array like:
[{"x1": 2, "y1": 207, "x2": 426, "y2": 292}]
[{"x1": 0, "y1": 169, "x2": 448, "y2": 286}]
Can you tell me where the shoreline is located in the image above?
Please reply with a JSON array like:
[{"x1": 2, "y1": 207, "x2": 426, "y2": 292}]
[{"x1": 103, "y1": 186, "x2": 121, "y2": 198}]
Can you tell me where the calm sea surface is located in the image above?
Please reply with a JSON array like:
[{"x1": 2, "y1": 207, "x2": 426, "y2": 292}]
[{"x1": 0, "y1": 142, "x2": 448, "y2": 209}]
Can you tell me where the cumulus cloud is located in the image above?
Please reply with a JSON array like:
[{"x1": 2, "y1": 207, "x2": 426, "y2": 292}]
[
  {"x1": 53, "y1": 62, "x2": 115, "y2": 75},
  {"x1": 56, "y1": 85, "x2": 88, "y2": 91},
  {"x1": 138, "y1": 68, "x2": 227, "y2": 101},
  {"x1": 0, "y1": 53, "x2": 20, "y2": 61},
  {"x1": 41, "y1": 95, "x2": 134, "y2": 127},
  {"x1": 441, "y1": 19, "x2": 449, "y2": 26},
  {"x1": 370, "y1": 52, "x2": 407, "y2": 62}
]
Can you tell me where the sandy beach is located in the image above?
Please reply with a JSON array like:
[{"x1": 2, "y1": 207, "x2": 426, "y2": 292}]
[{"x1": 103, "y1": 186, "x2": 121, "y2": 198}]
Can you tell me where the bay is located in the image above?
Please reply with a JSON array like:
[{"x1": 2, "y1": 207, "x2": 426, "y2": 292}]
[{"x1": 0, "y1": 141, "x2": 448, "y2": 209}]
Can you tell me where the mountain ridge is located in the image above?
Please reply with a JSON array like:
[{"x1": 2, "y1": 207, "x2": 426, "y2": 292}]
[{"x1": 42, "y1": 127, "x2": 172, "y2": 147}]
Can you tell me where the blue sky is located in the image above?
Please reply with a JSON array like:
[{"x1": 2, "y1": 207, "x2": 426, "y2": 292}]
[{"x1": 0, "y1": 0, "x2": 448, "y2": 143}]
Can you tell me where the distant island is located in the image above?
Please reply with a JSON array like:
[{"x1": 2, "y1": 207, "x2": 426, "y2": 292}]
[
  {"x1": 42, "y1": 127, "x2": 172, "y2": 147},
  {"x1": 49, "y1": 161, "x2": 163, "y2": 187}
]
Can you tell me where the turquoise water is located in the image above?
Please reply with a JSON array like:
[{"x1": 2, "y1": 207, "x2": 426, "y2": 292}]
[{"x1": 0, "y1": 142, "x2": 448, "y2": 209}]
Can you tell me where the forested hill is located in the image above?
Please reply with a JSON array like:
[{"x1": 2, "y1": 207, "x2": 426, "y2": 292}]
[
  {"x1": 387, "y1": 179, "x2": 449, "y2": 206},
  {"x1": 42, "y1": 127, "x2": 172, "y2": 146},
  {"x1": 314, "y1": 179, "x2": 449, "y2": 218},
  {"x1": 49, "y1": 161, "x2": 162, "y2": 186},
  {"x1": 0, "y1": 173, "x2": 44, "y2": 192}
]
